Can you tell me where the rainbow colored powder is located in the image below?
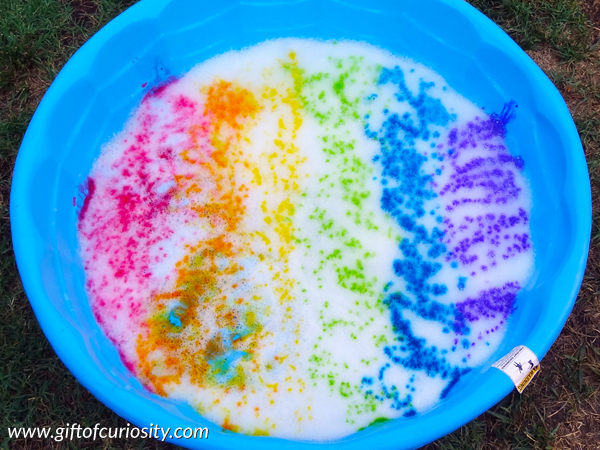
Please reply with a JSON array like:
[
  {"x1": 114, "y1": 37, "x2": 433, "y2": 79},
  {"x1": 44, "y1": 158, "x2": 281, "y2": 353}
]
[{"x1": 77, "y1": 39, "x2": 534, "y2": 441}]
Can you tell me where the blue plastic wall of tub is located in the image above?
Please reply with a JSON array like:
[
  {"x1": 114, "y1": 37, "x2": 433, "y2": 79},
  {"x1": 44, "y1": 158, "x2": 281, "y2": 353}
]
[{"x1": 10, "y1": 0, "x2": 591, "y2": 449}]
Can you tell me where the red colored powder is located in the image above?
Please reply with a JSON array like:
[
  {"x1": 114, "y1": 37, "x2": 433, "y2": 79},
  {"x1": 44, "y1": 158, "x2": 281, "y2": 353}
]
[
  {"x1": 78, "y1": 177, "x2": 95, "y2": 222},
  {"x1": 78, "y1": 77, "x2": 209, "y2": 371},
  {"x1": 145, "y1": 75, "x2": 179, "y2": 100}
]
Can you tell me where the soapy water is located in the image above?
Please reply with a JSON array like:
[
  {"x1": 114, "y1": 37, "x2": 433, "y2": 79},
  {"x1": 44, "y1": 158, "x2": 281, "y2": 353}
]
[{"x1": 77, "y1": 39, "x2": 533, "y2": 440}]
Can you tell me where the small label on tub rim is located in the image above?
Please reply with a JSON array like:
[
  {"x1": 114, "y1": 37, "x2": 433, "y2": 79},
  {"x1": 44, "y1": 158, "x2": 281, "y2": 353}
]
[{"x1": 492, "y1": 345, "x2": 540, "y2": 393}]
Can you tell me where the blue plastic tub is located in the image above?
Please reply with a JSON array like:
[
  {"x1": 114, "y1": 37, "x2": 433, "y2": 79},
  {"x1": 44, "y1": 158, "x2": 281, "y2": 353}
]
[{"x1": 10, "y1": 0, "x2": 591, "y2": 449}]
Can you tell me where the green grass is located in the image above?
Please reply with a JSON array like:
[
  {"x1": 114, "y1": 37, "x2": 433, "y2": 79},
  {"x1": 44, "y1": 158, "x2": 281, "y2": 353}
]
[
  {"x1": 424, "y1": 3, "x2": 600, "y2": 447},
  {"x1": 1, "y1": 2, "x2": 180, "y2": 449},
  {"x1": 1, "y1": 0, "x2": 599, "y2": 449},
  {"x1": 468, "y1": 0, "x2": 595, "y2": 61}
]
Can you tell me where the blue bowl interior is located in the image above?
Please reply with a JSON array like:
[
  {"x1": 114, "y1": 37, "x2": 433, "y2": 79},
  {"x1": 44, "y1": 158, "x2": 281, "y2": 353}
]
[{"x1": 11, "y1": 0, "x2": 591, "y2": 449}]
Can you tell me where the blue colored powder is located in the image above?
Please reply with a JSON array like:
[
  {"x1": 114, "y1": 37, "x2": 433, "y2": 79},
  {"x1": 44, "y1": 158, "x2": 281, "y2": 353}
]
[
  {"x1": 358, "y1": 66, "x2": 526, "y2": 419},
  {"x1": 358, "y1": 65, "x2": 480, "y2": 413}
]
